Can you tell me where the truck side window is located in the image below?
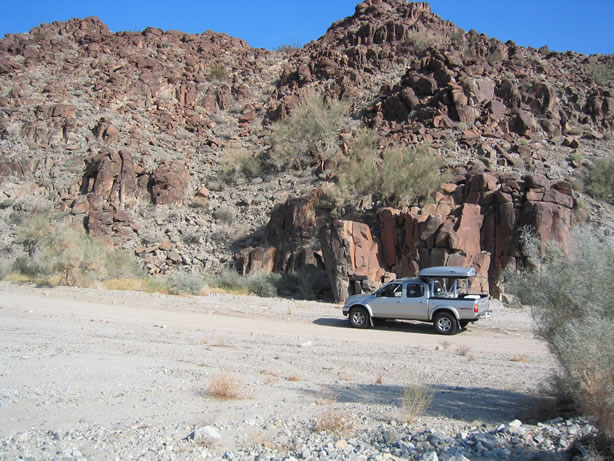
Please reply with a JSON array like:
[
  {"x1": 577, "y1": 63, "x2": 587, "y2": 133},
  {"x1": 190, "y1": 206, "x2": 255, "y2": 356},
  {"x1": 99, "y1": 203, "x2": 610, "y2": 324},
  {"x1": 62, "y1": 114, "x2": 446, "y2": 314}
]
[
  {"x1": 380, "y1": 283, "x2": 402, "y2": 298},
  {"x1": 406, "y1": 284, "x2": 424, "y2": 298}
]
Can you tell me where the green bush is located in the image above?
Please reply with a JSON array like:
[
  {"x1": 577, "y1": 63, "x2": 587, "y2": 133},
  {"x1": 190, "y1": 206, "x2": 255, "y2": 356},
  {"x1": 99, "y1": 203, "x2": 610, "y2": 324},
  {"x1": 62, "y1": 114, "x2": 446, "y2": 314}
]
[
  {"x1": 246, "y1": 272, "x2": 280, "y2": 298},
  {"x1": 338, "y1": 132, "x2": 446, "y2": 207},
  {"x1": 588, "y1": 157, "x2": 614, "y2": 202},
  {"x1": 269, "y1": 91, "x2": 348, "y2": 170},
  {"x1": 12, "y1": 213, "x2": 143, "y2": 287},
  {"x1": 511, "y1": 226, "x2": 614, "y2": 452},
  {"x1": 169, "y1": 272, "x2": 205, "y2": 296}
]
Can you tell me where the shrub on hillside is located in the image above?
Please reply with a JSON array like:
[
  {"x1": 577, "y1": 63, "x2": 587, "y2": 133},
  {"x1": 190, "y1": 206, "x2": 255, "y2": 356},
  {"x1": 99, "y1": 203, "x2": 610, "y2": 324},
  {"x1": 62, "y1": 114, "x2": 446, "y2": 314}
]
[
  {"x1": 588, "y1": 157, "x2": 614, "y2": 202},
  {"x1": 219, "y1": 148, "x2": 262, "y2": 181},
  {"x1": 169, "y1": 272, "x2": 205, "y2": 296},
  {"x1": 338, "y1": 131, "x2": 446, "y2": 207},
  {"x1": 510, "y1": 226, "x2": 614, "y2": 454},
  {"x1": 269, "y1": 91, "x2": 348, "y2": 170}
]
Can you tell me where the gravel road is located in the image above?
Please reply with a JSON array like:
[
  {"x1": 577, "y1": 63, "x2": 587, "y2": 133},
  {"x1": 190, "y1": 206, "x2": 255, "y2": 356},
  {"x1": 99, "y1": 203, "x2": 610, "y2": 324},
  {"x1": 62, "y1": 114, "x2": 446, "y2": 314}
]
[{"x1": 0, "y1": 281, "x2": 568, "y2": 460}]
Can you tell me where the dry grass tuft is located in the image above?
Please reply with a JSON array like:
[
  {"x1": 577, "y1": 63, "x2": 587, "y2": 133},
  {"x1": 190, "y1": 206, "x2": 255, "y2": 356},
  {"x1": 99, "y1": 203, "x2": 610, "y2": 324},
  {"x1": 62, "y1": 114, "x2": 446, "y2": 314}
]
[
  {"x1": 510, "y1": 354, "x2": 530, "y2": 363},
  {"x1": 376, "y1": 375, "x2": 384, "y2": 385},
  {"x1": 401, "y1": 384, "x2": 434, "y2": 423},
  {"x1": 315, "y1": 408, "x2": 354, "y2": 436},
  {"x1": 207, "y1": 373, "x2": 242, "y2": 400},
  {"x1": 286, "y1": 375, "x2": 301, "y2": 382}
]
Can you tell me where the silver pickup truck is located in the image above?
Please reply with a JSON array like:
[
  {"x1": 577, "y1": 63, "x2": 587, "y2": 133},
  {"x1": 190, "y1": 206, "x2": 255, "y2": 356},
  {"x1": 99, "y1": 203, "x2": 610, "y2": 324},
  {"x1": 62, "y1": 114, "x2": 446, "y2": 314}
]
[{"x1": 342, "y1": 266, "x2": 491, "y2": 335}]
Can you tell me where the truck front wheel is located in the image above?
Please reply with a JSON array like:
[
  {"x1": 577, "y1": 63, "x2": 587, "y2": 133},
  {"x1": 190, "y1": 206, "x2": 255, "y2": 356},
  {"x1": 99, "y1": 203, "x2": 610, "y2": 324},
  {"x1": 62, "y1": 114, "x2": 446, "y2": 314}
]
[
  {"x1": 349, "y1": 306, "x2": 370, "y2": 329},
  {"x1": 434, "y1": 312, "x2": 458, "y2": 335}
]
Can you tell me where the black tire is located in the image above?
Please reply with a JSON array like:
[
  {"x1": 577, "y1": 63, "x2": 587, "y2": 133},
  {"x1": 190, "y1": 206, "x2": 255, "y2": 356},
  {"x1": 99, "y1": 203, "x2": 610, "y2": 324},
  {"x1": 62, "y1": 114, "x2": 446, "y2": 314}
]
[
  {"x1": 349, "y1": 306, "x2": 370, "y2": 329},
  {"x1": 434, "y1": 312, "x2": 459, "y2": 335}
]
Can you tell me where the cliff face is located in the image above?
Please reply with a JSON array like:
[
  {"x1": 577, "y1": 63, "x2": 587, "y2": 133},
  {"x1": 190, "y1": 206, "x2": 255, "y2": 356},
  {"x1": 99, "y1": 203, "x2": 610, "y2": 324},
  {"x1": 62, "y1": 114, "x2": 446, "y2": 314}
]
[{"x1": 0, "y1": 1, "x2": 612, "y2": 290}]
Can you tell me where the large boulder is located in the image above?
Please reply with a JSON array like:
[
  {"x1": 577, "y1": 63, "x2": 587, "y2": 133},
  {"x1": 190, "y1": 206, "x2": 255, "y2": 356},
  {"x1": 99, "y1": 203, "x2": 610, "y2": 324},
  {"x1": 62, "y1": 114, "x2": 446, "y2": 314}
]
[{"x1": 150, "y1": 161, "x2": 191, "y2": 205}]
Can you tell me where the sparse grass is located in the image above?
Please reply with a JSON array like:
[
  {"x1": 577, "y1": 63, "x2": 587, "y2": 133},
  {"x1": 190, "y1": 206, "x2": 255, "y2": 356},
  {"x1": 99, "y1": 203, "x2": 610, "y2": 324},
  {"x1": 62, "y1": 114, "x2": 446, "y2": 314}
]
[
  {"x1": 439, "y1": 340, "x2": 451, "y2": 350},
  {"x1": 456, "y1": 344, "x2": 472, "y2": 356},
  {"x1": 400, "y1": 384, "x2": 434, "y2": 423},
  {"x1": 286, "y1": 375, "x2": 301, "y2": 382},
  {"x1": 207, "y1": 373, "x2": 242, "y2": 400}
]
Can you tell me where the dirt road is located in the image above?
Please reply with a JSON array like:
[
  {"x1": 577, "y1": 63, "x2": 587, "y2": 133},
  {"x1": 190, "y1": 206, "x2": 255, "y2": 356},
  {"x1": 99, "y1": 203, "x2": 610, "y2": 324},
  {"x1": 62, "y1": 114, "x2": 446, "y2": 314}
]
[{"x1": 0, "y1": 282, "x2": 555, "y2": 457}]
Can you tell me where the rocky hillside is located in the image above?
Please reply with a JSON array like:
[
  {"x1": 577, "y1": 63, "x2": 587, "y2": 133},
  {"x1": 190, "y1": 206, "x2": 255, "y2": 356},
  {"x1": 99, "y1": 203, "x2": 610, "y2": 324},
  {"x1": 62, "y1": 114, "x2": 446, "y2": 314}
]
[{"x1": 0, "y1": 0, "x2": 612, "y2": 296}]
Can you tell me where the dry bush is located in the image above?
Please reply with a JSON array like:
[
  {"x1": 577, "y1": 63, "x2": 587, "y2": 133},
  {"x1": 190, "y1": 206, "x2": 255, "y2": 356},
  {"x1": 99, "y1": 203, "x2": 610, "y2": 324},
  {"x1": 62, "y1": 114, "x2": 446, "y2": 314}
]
[
  {"x1": 315, "y1": 387, "x2": 339, "y2": 405},
  {"x1": 376, "y1": 375, "x2": 384, "y2": 385},
  {"x1": 315, "y1": 408, "x2": 354, "y2": 436},
  {"x1": 207, "y1": 373, "x2": 242, "y2": 400},
  {"x1": 401, "y1": 384, "x2": 434, "y2": 423},
  {"x1": 286, "y1": 375, "x2": 301, "y2": 382}
]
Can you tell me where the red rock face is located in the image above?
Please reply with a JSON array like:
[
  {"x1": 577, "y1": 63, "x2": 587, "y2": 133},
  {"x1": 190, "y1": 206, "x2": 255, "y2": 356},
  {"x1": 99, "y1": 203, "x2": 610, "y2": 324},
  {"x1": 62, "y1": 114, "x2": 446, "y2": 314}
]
[{"x1": 150, "y1": 161, "x2": 191, "y2": 206}]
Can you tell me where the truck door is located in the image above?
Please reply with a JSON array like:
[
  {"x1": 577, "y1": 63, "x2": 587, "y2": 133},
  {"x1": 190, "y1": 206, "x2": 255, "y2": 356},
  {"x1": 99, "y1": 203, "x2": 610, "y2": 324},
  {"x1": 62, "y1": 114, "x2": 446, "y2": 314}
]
[
  {"x1": 399, "y1": 282, "x2": 429, "y2": 320},
  {"x1": 369, "y1": 282, "x2": 404, "y2": 317}
]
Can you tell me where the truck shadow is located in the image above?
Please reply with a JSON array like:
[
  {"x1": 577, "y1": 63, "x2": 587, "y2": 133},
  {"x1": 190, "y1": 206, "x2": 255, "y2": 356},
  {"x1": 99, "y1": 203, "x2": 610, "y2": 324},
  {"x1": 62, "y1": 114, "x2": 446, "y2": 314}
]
[
  {"x1": 313, "y1": 318, "x2": 443, "y2": 335},
  {"x1": 302, "y1": 383, "x2": 542, "y2": 425}
]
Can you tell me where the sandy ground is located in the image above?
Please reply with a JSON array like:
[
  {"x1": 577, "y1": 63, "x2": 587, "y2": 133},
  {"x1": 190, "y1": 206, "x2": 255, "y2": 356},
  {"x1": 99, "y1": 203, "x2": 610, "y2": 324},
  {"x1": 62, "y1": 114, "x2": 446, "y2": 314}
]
[{"x1": 0, "y1": 281, "x2": 556, "y2": 456}]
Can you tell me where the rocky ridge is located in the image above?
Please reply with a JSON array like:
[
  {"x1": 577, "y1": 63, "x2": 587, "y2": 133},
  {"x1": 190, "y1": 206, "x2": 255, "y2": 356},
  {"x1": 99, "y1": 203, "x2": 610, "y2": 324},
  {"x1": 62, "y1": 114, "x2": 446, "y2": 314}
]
[{"x1": 0, "y1": 1, "x2": 613, "y2": 290}]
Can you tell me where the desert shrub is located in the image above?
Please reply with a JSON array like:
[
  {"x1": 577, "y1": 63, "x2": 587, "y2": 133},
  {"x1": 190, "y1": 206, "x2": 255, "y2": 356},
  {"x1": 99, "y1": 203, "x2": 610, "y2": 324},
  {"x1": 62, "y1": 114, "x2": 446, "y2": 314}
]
[
  {"x1": 206, "y1": 268, "x2": 249, "y2": 294},
  {"x1": 169, "y1": 272, "x2": 205, "y2": 296},
  {"x1": 276, "y1": 268, "x2": 329, "y2": 300},
  {"x1": 219, "y1": 148, "x2": 262, "y2": 181},
  {"x1": 276, "y1": 43, "x2": 301, "y2": 53},
  {"x1": 206, "y1": 65, "x2": 227, "y2": 82},
  {"x1": 269, "y1": 90, "x2": 348, "y2": 169},
  {"x1": 214, "y1": 205, "x2": 234, "y2": 225},
  {"x1": 141, "y1": 276, "x2": 170, "y2": 295},
  {"x1": 315, "y1": 408, "x2": 354, "y2": 436},
  {"x1": 406, "y1": 31, "x2": 442, "y2": 54},
  {"x1": 587, "y1": 157, "x2": 614, "y2": 202},
  {"x1": 401, "y1": 384, "x2": 434, "y2": 423},
  {"x1": 511, "y1": 226, "x2": 614, "y2": 450},
  {"x1": 246, "y1": 272, "x2": 280, "y2": 298},
  {"x1": 338, "y1": 133, "x2": 446, "y2": 207},
  {"x1": 12, "y1": 213, "x2": 142, "y2": 287},
  {"x1": 207, "y1": 373, "x2": 242, "y2": 400},
  {"x1": 587, "y1": 59, "x2": 614, "y2": 85}
]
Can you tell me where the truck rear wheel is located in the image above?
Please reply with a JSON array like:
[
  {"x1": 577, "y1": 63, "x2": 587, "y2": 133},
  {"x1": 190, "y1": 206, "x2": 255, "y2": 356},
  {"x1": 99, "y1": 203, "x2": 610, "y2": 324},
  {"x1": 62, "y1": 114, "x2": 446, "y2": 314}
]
[
  {"x1": 434, "y1": 312, "x2": 458, "y2": 335},
  {"x1": 349, "y1": 306, "x2": 370, "y2": 329}
]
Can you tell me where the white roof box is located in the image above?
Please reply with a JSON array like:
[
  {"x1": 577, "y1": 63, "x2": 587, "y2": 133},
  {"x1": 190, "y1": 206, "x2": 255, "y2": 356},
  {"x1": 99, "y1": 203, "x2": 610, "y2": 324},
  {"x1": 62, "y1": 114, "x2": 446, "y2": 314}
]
[{"x1": 418, "y1": 266, "x2": 476, "y2": 278}]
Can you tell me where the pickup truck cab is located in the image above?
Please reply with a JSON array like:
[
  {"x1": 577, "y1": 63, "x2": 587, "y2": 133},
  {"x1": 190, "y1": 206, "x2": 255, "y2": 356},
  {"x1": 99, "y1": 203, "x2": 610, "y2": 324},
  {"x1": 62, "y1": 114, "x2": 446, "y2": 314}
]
[{"x1": 342, "y1": 266, "x2": 491, "y2": 335}]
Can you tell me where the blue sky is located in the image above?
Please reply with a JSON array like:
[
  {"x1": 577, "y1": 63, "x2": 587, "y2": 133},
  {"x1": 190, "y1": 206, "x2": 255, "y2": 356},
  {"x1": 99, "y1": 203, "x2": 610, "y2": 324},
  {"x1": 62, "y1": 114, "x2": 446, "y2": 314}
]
[{"x1": 0, "y1": 1, "x2": 612, "y2": 55}]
